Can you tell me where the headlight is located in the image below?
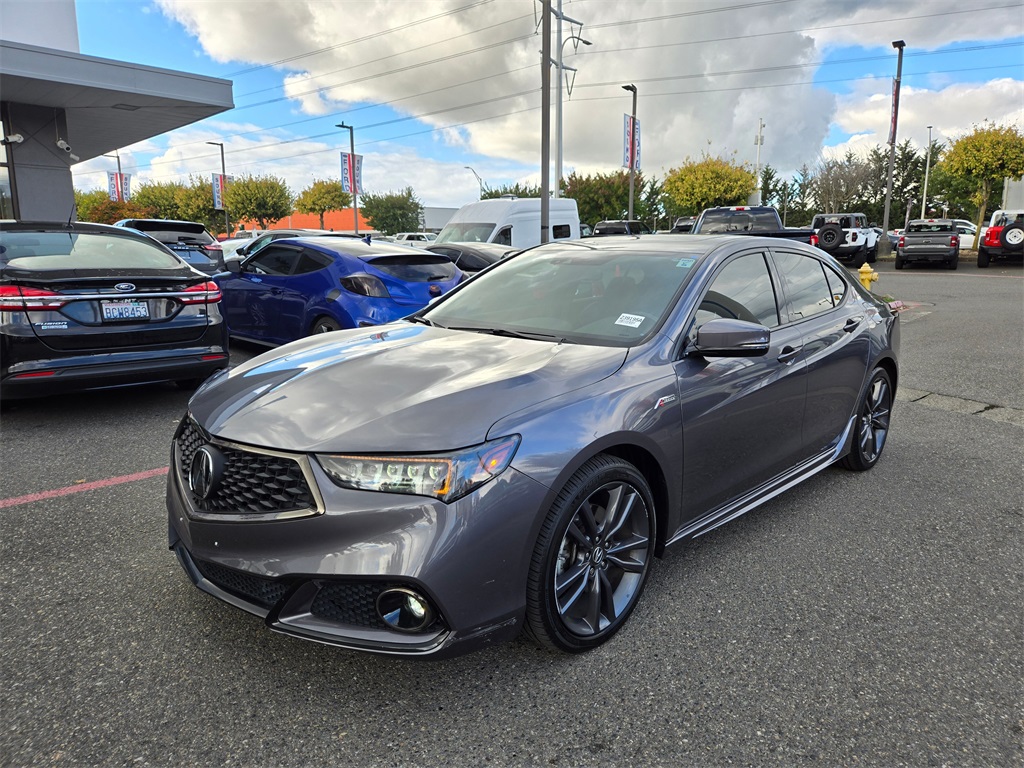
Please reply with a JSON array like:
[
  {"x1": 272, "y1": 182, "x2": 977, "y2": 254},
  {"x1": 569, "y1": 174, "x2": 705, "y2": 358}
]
[{"x1": 316, "y1": 435, "x2": 520, "y2": 503}]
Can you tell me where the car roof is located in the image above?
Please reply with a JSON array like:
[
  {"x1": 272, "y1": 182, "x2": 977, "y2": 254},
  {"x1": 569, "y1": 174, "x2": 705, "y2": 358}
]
[
  {"x1": 281, "y1": 236, "x2": 437, "y2": 260},
  {"x1": 1, "y1": 220, "x2": 148, "y2": 236}
]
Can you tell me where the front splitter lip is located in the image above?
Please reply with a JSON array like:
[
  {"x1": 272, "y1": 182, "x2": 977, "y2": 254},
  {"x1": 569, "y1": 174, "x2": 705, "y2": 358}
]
[{"x1": 173, "y1": 542, "x2": 456, "y2": 657}]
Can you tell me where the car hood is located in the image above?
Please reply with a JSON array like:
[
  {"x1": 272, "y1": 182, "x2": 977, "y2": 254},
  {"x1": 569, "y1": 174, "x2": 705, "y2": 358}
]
[{"x1": 189, "y1": 323, "x2": 627, "y2": 453}]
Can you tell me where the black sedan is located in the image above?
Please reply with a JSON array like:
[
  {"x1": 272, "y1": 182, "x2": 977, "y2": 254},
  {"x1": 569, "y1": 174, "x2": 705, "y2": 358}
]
[
  {"x1": 425, "y1": 241, "x2": 516, "y2": 274},
  {"x1": 168, "y1": 236, "x2": 898, "y2": 658},
  {"x1": 0, "y1": 222, "x2": 229, "y2": 400}
]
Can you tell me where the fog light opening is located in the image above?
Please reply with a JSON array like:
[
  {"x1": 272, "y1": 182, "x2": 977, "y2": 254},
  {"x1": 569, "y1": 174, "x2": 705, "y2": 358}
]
[{"x1": 376, "y1": 587, "x2": 435, "y2": 632}]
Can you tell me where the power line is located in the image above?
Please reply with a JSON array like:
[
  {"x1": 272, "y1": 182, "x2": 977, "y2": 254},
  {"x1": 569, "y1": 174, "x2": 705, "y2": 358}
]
[{"x1": 76, "y1": 62, "x2": 1018, "y2": 181}]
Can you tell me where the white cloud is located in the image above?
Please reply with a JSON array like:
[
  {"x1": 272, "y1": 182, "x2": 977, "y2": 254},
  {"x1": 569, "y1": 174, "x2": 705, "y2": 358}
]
[{"x1": 109, "y1": 1, "x2": 1024, "y2": 202}]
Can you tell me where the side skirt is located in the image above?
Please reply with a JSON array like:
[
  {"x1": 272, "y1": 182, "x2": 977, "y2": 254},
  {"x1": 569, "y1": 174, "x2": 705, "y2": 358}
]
[{"x1": 667, "y1": 416, "x2": 856, "y2": 545}]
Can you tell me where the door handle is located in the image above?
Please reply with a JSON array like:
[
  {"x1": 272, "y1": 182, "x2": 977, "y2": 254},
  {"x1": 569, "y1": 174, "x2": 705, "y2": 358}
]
[
  {"x1": 778, "y1": 345, "x2": 801, "y2": 363},
  {"x1": 843, "y1": 316, "x2": 863, "y2": 333},
  {"x1": 270, "y1": 288, "x2": 283, "y2": 295}
]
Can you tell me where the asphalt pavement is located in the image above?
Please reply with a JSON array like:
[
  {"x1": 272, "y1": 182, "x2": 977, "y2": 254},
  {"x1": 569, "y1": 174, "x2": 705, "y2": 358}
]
[{"x1": 1, "y1": 260, "x2": 1021, "y2": 767}]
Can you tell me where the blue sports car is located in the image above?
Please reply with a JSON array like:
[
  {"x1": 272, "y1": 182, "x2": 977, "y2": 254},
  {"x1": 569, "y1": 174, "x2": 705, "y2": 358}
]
[{"x1": 219, "y1": 237, "x2": 463, "y2": 345}]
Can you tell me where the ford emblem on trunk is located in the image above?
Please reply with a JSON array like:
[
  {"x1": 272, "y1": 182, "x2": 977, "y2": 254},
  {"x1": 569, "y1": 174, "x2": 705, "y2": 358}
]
[{"x1": 114, "y1": 282, "x2": 136, "y2": 292}]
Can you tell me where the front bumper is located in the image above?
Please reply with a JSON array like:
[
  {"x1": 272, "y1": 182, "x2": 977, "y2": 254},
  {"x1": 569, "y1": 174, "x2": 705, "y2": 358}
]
[{"x1": 166, "y1": 430, "x2": 551, "y2": 658}]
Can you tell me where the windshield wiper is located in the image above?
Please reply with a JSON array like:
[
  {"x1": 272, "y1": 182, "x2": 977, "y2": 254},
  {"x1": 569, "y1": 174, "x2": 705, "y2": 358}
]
[
  {"x1": 445, "y1": 326, "x2": 570, "y2": 343},
  {"x1": 406, "y1": 315, "x2": 441, "y2": 327}
]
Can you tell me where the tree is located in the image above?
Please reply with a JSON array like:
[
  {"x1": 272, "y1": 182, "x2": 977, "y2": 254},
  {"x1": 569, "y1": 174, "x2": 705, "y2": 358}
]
[
  {"x1": 295, "y1": 178, "x2": 351, "y2": 229},
  {"x1": 74, "y1": 189, "x2": 115, "y2": 222},
  {"x1": 133, "y1": 181, "x2": 185, "y2": 220},
  {"x1": 224, "y1": 174, "x2": 292, "y2": 230},
  {"x1": 482, "y1": 182, "x2": 541, "y2": 199},
  {"x1": 170, "y1": 175, "x2": 223, "y2": 233},
  {"x1": 359, "y1": 187, "x2": 423, "y2": 235},
  {"x1": 941, "y1": 122, "x2": 1024, "y2": 240},
  {"x1": 811, "y1": 151, "x2": 873, "y2": 214},
  {"x1": 663, "y1": 154, "x2": 755, "y2": 214}
]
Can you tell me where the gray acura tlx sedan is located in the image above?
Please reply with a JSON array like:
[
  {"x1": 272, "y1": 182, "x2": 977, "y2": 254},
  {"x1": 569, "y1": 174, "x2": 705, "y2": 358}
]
[{"x1": 168, "y1": 236, "x2": 899, "y2": 658}]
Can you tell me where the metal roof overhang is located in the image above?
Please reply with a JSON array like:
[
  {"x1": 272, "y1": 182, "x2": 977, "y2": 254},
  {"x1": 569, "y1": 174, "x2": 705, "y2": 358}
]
[{"x1": 0, "y1": 40, "x2": 234, "y2": 162}]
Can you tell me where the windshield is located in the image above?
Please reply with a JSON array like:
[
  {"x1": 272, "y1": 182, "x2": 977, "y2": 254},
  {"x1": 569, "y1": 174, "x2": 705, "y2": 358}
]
[
  {"x1": 423, "y1": 243, "x2": 703, "y2": 346},
  {"x1": 700, "y1": 210, "x2": 779, "y2": 233},
  {"x1": 0, "y1": 230, "x2": 184, "y2": 272},
  {"x1": 435, "y1": 222, "x2": 496, "y2": 243}
]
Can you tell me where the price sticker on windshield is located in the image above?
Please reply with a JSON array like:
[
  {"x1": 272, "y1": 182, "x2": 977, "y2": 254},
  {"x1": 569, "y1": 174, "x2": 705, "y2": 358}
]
[{"x1": 615, "y1": 313, "x2": 645, "y2": 328}]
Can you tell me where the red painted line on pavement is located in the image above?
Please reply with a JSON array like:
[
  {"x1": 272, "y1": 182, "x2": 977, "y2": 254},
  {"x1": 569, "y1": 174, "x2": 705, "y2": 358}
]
[{"x1": 0, "y1": 467, "x2": 168, "y2": 509}]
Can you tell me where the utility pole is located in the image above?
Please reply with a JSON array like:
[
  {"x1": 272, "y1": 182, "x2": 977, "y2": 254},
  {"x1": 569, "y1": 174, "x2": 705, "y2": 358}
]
[
  {"x1": 336, "y1": 122, "x2": 359, "y2": 234},
  {"x1": 920, "y1": 124, "x2": 933, "y2": 218},
  {"x1": 464, "y1": 166, "x2": 484, "y2": 199},
  {"x1": 753, "y1": 118, "x2": 765, "y2": 205},
  {"x1": 623, "y1": 83, "x2": 637, "y2": 220},
  {"x1": 540, "y1": 0, "x2": 551, "y2": 243},
  {"x1": 553, "y1": 2, "x2": 588, "y2": 198},
  {"x1": 206, "y1": 141, "x2": 230, "y2": 236},
  {"x1": 880, "y1": 40, "x2": 906, "y2": 255}
]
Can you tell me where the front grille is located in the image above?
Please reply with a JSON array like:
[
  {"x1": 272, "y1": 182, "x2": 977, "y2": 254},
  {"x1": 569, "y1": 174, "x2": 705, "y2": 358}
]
[
  {"x1": 176, "y1": 419, "x2": 315, "y2": 515},
  {"x1": 311, "y1": 582, "x2": 406, "y2": 629},
  {"x1": 193, "y1": 557, "x2": 290, "y2": 608}
]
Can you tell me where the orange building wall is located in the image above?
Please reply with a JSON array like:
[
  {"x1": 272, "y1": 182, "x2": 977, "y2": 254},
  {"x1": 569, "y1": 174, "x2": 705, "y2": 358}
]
[{"x1": 236, "y1": 208, "x2": 372, "y2": 233}]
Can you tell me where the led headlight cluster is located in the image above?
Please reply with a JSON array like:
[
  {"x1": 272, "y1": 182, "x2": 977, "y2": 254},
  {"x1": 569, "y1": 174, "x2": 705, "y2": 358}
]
[{"x1": 316, "y1": 435, "x2": 520, "y2": 503}]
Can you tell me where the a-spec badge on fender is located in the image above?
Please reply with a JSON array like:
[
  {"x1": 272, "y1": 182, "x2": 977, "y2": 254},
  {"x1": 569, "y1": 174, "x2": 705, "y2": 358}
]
[{"x1": 189, "y1": 445, "x2": 225, "y2": 500}]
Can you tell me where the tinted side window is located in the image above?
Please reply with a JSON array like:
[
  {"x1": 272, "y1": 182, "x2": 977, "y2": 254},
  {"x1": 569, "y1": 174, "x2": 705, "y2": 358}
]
[
  {"x1": 294, "y1": 250, "x2": 332, "y2": 275},
  {"x1": 773, "y1": 251, "x2": 835, "y2": 321},
  {"x1": 693, "y1": 252, "x2": 780, "y2": 332},
  {"x1": 552, "y1": 224, "x2": 571, "y2": 239},
  {"x1": 247, "y1": 246, "x2": 299, "y2": 276},
  {"x1": 494, "y1": 227, "x2": 512, "y2": 246},
  {"x1": 823, "y1": 263, "x2": 848, "y2": 305}
]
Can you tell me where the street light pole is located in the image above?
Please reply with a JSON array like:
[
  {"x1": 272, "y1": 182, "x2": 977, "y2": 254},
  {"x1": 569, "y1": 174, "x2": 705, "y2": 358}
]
[
  {"x1": 206, "y1": 141, "x2": 230, "y2": 236},
  {"x1": 753, "y1": 118, "x2": 765, "y2": 205},
  {"x1": 103, "y1": 151, "x2": 123, "y2": 201},
  {"x1": 880, "y1": 40, "x2": 906, "y2": 255},
  {"x1": 336, "y1": 122, "x2": 359, "y2": 235},
  {"x1": 464, "y1": 166, "x2": 484, "y2": 199},
  {"x1": 920, "y1": 124, "x2": 933, "y2": 218},
  {"x1": 622, "y1": 84, "x2": 637, "y2": 221}
]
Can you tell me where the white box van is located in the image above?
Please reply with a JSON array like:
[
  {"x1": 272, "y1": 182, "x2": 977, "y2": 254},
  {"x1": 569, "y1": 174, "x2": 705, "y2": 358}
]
[{"x1": 435, "y1": 197, "x2": 580, "y2": 249}]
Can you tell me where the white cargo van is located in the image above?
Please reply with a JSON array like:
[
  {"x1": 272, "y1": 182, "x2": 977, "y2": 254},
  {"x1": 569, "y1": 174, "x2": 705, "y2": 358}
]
[{"x1": 435, "y1": 197, "x2": 580, "y2": 249}]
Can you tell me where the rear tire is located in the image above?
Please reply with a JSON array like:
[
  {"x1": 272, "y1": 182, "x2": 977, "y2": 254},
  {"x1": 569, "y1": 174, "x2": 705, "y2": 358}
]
[
  {"x1": 841, "y1": 367, "x2": 893, "y2": 472},
  {"x1": 816, "y1": 223, "x2": 843, "y2": 253},
  {"x1": 894, "y1": 253, "x2": 905, "y2": 270},
  {"x1": 947, "y1": 254, "x2": 959, "y2": 270},
  {"x1": 977, "y1": 247, "x2": 990, "y2": 268},
  {"x1": 310, "y1": 316, "x2": 340, "y2": 334},
  {"x1": 524, "y1": 455, "x2": 656, "y2": 653},
  {"x1": 999, "y1": 223, "x2": 1023, "y2": 252}
]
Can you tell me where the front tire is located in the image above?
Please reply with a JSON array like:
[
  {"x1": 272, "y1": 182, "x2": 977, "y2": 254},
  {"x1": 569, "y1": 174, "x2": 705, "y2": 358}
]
[
  {"x1": 840, "y1": 368, "x2": 893, "y2": 472},
  {"x1": 524, "y1": 455, "x2": 656, "y2": 653}
]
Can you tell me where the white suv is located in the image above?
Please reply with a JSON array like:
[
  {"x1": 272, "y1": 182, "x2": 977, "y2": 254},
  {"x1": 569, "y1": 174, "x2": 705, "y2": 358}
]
[
  {"x1": 810, "y1": 213, "x2": 879, "y2": 265},
  {"x1": 393, "y1": 232, "x2": 436, "y2": 247}
]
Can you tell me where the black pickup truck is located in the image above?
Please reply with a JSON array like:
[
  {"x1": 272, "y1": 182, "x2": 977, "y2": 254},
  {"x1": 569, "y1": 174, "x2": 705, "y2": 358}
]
[{"x1": 688, "y1": 206, "x2": 813, "y2": 243}]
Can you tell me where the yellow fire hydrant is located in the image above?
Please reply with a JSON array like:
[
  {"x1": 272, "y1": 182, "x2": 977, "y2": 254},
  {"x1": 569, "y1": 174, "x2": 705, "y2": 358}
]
[{"x1": 858, "y1": 262, "x2": 878, "y2": 290}]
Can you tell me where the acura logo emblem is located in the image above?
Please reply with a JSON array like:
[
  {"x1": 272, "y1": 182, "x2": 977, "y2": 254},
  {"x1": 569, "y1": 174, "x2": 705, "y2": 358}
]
[
  {"x1": 114, "y1": 282, "x2": 135, "y2": 292},
  {"x1": 188, "y1": 445, "x2": 224, "y2": 500}
]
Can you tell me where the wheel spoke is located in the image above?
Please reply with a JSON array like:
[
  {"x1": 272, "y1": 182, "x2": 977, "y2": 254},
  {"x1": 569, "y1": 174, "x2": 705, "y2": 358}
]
[
  {"x1": 597, "y1": 569, "x2": 617, "y2": 623},
  {"x1": 565, "y1": 519, "x2": 594, "y2": 552},
  {"x1": 555, "y1": 562, "x2": 589, "y2": 600},
  {"x1": 606, "y1": 552, "x2": 645, "y2": 573},
  {"x1": 602, "y1": 485, "x2": 636, "y2": 541},
  {"x1": 556, "y1": 566, "x2": 591, "y2": 617},
  {"x1": 582, "y1": 568, "x2": 602, "y2": 632},
  {"x1": 606, "y1": 532, "x2": 648, "y2": 556},
  {"x1": 578, "y1": 502, "x2": 599, "y2": 539}
]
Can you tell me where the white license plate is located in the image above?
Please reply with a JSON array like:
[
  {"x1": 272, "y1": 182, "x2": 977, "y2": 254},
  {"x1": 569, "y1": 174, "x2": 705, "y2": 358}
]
[{"x1": 102, "y1": 300, "x2": 150, "y2": 321}]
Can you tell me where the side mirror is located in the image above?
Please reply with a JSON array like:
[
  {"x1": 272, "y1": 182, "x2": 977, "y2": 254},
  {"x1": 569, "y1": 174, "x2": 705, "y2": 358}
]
[
  {"x1": 225, "y1": 260, "x2": 242, "y2": 274},
  {"x1": 693, "y1": 318, "x2": 770, "y2": 357}
]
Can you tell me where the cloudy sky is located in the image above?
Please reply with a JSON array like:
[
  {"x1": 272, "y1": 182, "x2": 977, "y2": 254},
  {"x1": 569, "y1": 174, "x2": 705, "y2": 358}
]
[{"x1": 66, "y1": 0, "x2": 1024, "y2": 208}]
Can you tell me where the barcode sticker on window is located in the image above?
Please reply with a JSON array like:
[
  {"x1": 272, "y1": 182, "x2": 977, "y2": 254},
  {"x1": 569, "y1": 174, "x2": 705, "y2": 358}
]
[{"x1": 615, "y1": 313, "x2": 645, "y2": 328}]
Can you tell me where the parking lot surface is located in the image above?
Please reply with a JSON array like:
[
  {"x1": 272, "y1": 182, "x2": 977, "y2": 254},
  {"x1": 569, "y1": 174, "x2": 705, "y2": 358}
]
[{"x1": 1, "y1": 260, "x2": 1021, "y2": 767}]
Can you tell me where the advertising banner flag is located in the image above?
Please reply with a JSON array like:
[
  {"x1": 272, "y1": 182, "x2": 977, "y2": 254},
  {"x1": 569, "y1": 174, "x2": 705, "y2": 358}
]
[
  {"x1": 121, "y1": 173, "x2": 132, "y2": 201},
  {"x1": 107, "y1": 172, "x2": 132, "y2": 201},
  {"x1": 622, "y1": 115, "x2": 641, "y2": 171},
  {"x1": 888, "y1": 78, "x2": 901, "y2": 145},
  {"x1": 212, "y1": 173, "x2": 232, "y2": 210},
  {"x1": 341, "y1": 152, "x2": 363, "y2": 194}
]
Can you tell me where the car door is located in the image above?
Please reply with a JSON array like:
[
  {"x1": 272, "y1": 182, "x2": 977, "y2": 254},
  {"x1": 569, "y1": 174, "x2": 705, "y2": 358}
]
[
  {"x1": 770, "y1": 248, "x2": 868, "y2": 458},
  {"x1": 228, "y1": 245, "x2": 301, "y2": 341},
  {"x1": 674, "y1": 249, "x2": 807, "y2": 519},
  {"x1": 270, "y1": 248, "x2": 336, "y2": 343}
]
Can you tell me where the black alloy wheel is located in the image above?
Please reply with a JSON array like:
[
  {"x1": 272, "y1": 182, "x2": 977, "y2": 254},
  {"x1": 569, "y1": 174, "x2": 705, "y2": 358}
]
[
  {"x1": 525, "y1": 455, "x2": 655, "y2": 653},
  {"x1": 311, "y1": 316, "x2": 341, "y2": 334},
  {"x1": 841, "y1": 367, "x2": 893, "y2": 471}
]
